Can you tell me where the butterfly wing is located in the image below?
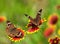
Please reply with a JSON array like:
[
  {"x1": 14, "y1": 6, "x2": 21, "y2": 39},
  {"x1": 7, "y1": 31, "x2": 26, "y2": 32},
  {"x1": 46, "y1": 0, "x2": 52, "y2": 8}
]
[
  {"x1": 24, "y1": 14, "x2": 38, "y2": 26},
  {"x1": 6, "y1": 21, "x2": 15, "y2": 29},
  {"x1": 6, "y1": 21, "x2": 18, "y2": 37},
  {"x1": 35, "y1": 9, "x2": 42, "y2": 26}
]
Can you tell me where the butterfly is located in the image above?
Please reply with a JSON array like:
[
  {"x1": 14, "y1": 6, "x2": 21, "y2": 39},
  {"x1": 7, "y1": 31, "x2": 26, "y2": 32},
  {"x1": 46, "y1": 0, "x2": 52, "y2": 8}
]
[
  {"x1": 6, "y1": 21, "x2": 25, "y2": 42},
  {"x1": 25, "y1": 9, "x2": 45, "y2": 34}
]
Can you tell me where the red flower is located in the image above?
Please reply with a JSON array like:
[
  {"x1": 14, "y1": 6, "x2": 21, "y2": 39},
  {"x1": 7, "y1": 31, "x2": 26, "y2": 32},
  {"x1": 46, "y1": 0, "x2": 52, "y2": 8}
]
[
  {"x1": 48, "y1": 36, "x2": 60, "y2": 44},
  {"x1": 0, "y1": 16, "x2": 6, "y2": 23},
  {"x1": 27, "y1": 26, "x2": 39, "y2": 34},
  {"x1": 26, "y1": 20, "x2": 40, "y2": 34},
  {"x1": 44, "y1": 27, "x2": 54, "y2": 38},
  {"x1": 48, "y1": 14, "x2": 58, "y2": 26}
]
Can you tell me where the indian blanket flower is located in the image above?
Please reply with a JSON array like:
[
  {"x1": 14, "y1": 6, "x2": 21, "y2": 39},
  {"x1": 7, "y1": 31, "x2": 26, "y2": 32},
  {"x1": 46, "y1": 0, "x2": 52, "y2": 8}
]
[
  {"x1": 48, "y1": 13, "x2": 58, "y2": 27},
  {"x1": 43, "y1": 27, "x2": 54, "y2": 38},
  {"x1": 48, "y1": 36, "x2": 60, "y2": 44},
  {"x1": 27, "y1": 19, "x2": 46, "y2": 34},
  {"x1": 26, "y1": 20, "x2": 39, "y2": 34}
]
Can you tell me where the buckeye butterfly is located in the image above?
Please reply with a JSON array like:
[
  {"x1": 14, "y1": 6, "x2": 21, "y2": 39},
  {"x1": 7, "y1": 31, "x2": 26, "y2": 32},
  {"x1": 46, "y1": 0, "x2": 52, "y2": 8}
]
[
  {"x1": 6, "y1": 21, "x2": 25, "y2": 42},
  {"x1": 25, "y1": 9, "x2": 46, "y2": 34}
]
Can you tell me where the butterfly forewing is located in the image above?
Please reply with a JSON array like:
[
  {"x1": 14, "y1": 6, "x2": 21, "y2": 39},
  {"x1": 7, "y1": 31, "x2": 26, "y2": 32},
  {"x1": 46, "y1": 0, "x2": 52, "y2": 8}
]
[
  {"x1": 35, "y1": 9, "x2": 42, "y2": 25},
  {"x1": 24, "y1": 14, "x2": 38, "y2": 26},
  {"x1": 25, "y1": 9, "x2": 42, "y2": 26}
]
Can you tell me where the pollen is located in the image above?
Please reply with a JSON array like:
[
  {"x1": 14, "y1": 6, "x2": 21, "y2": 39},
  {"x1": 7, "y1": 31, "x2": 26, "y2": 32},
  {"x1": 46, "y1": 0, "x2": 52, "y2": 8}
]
[
  {"x1": 42, "y1": 18, "x2": 47, "y2": 22},
  {"x1": 28, "y1": 19, "x2": 30, "y2": 22},
  {"x1": 58, "y1": 29, "x2": 60, "y2": 35}
]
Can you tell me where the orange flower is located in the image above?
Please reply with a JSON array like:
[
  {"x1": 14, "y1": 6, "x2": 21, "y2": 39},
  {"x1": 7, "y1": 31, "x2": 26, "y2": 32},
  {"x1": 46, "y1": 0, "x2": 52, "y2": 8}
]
[
  {"x1": 0, "y1": 16, "x2": 6, "y2": 23},
  {"x1": 8, "y1": 28, "x2": 25, "y2": 42}
]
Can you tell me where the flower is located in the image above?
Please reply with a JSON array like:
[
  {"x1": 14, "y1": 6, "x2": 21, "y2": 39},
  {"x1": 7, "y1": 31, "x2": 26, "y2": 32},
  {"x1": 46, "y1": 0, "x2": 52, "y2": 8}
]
[
  {"x1": 0, "y1": 16, "x2": 6, "y2": 23},
  {"x1": 44, "y1": 27, "x2": 54, "y2": 38},
  {"x1": 48, "y1": 36, "x2": 60, "y2": 44},
  {"x1": 27, "y1": 26, "x2": 39, "y2": 34},
  {"x1": 48, "y1": 13, "x2": 58, "y2": 26},
  {"x1": 48, "y1": 13, "x2": 58, "y2": 27}
]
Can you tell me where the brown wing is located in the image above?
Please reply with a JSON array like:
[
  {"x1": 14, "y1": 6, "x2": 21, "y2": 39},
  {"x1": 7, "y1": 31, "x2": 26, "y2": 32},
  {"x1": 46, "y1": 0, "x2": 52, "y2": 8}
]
[
  {"x1": 6, "y1": 21, "x2": 23, "y2": 38},
  {"x1": 34, "y1": 9, "x2": 42, "y2": 26},
  {"x1": 16, "y1": 31, "x2": 23, "y2": 38},
  {"x1": 6, "y1": 21, "x2": 15, "y2": 29},
  {"x1": 6, "y1": 21, "x2": 17, "y2": 37}
]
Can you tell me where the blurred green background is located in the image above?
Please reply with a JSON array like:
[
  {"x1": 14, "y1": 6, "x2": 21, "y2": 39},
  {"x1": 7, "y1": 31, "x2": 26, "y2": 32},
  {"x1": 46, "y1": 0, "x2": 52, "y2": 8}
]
[{"x1": 0, "y1": 0, "x2": 60, "y2": 44}]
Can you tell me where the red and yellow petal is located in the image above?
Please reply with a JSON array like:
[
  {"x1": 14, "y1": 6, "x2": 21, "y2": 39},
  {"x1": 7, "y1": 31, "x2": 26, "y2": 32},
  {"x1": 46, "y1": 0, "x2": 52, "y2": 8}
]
[
  {"x1": 8, "y1": 28, "x2": 25, "y2": 42},
  {"x1": 48, "y1": 36, "x2": 60, "y2": 44},
  {"x1": 39, "y1": 18, "x2": 47, "y2": 25},
  {"x1": 41, "y1": 18, "x2": 47, "y2": 23},
  {"x1": 27, "y1": 27, "x2": 39, "y2": 34},
  {"x1": 48, "y1": 13, "x2": 58, "y2": 26}
]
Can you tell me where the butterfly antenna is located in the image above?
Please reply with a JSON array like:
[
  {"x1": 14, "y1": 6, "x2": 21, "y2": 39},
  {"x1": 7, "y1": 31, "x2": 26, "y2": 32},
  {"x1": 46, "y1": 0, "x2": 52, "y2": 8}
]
[
  {"x1": 24, "y1": 14, "x2": 28, "y2": 17},
  {"x1": 37, "y1": 9, "x2": 43, "y2": 16},
  {"x1": 24, "y1": 14, "x2": 31, "y2": 18},
  {"x1": 6, "y1": 20, "x2": 12, "y2": 26}
]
